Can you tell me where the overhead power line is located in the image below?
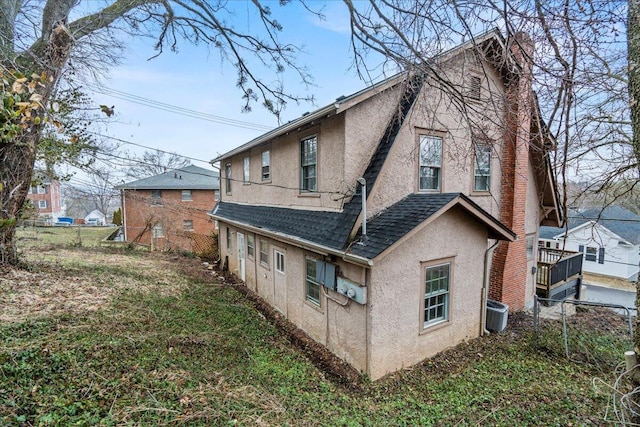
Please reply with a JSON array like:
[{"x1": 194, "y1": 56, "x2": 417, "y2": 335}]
[{"x1": 88, "y1": 84, "x2": 274, "y2": 131}]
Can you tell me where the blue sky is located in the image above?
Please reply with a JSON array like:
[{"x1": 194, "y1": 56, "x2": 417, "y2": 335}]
[{"x1": 87, "y1": 2, "x2": 379, "y2": 172}]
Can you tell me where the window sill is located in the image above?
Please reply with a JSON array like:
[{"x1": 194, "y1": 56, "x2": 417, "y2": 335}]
[
  {"x1": 470, "y1": 190, "x2": 491, "y2": 196},
  {"x1": 243, "y1": 182, "x2": 251, "y2": 186},
  {"x1": 261, "y1": 178, "x2": 272, "y2": 183},
  {"x1": 298, "y1": 192, "x2": 321, "y2": 198},
  {"x1": 304, "y1": 299, "x2": 323, "y2": 313},
  {"x1": 419, "y1": 319, "x2": 450, "y2": 335}
]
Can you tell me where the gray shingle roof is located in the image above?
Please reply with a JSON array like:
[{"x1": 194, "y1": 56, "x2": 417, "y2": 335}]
[
  {"x1": 117, "y1": 165, "x2": 219, "y2": 190},
  {"x1": 541, "y1": 206, "x2": 640, "y2": 245},
  {"x1": 212, "y1": 193, "x2": 514, "y2": 261}
]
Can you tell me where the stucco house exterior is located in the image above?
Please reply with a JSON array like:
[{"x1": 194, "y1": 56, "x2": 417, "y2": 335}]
[
  {"x1": 210, "y1": 31, "x2": 561, "y2": 380},
  {"x1": 26, "y1": 172, "x2": 64, "y2": 223},
  {"x1": 540, "y1": 206, "x2": 640, "y2": 281},
  {"x1": 117, "y1": 165, "x2": 219, "y2": 252}
]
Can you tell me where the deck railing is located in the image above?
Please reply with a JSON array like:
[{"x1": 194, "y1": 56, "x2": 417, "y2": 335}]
[{"x1": 536, "y1": 248, "x2": 583, "y2": 300}]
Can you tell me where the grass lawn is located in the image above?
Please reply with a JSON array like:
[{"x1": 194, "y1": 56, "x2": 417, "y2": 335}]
[
  {"x1": 0, "y1": 241, "x2": 635, "y2": 426},
  {"x1": 16, "y1": 226, "x2": 115, "y2": 248}
]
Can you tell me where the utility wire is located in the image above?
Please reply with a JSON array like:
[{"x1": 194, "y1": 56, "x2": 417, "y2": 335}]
[{"x1": 88, "y1": 84, "x2": 274, "y2": 131}]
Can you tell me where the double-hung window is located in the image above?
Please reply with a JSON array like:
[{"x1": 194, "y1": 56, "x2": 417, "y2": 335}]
[
  {"x1": 300, "y1": 136, "x2": 317, "y2": 192},
  {"x1": 225, "y1": 162, "x2": 232, "y2": 195},
  {"x1": 243, "y1": 157, "x2": 250, "y2": 184},
  {"x1": 151, "y1": 190, "x2": 162, "y2": 205},
  {"x1": 423, "y1": 262, "x2": 450, "y2": 327},
  {"x1": 259, "y1": 240, "x2": 269, "y2": 267},
  {"x1": 181, "y1": 190, "x2": 192, "y2": 201},
  {"x1": 247, "y1": 235, "x2": 255, "y2": 259},
  {"x1": 226, "y1": 227, "x2": 232, "y2": 252},
  {"x1": 585, "y1": 247, "x2": 597, "y2": 262},
  {"x1": 152, "y1": 223, "x2": 164, "y2": 238},
  {"x1": 38, "y1": 200, "x2": 47, "y2": 209},
  {"x1": 419, "y1": 135, "x2": 442, "y2": 191},
  {"x1": 183, "y1": 220, "x2": 194, "y2": 231},
  {"x1": 261, "y1": 150, "x2": 270, "y2": 181},
  {"x1": 305, "y1": 257, "x2": 321, "y2": 306},
  {"x1": 473, "y1": 143, "x2": 491, "y2": 192}
]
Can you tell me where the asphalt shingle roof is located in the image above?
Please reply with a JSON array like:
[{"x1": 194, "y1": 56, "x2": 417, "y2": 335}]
[
  {"x1": 540, "y1": 206, "x2": 640, "y2": 245},
  {"x1": 213, "y1": 192, "x2": 513, "y2": 261},
  {"x1": 348, "y1": 193, "x2": 459, "y2": 259},
  {"x1": 117, "y1": 165, "x2": 219, "y2": 190}
]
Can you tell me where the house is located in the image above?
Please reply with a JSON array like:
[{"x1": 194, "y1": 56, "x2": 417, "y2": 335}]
[
  {"x1": 25, "y1": 172, "x2": 64, "y2": 224},
  {"x1": 540, "y1": 206, "x2": 640, "y2": 281},
  {"x1": 210, "y1": 31, "x2": 561, "y2": 380},
  {"x1": 84, "y1": 210, "x2": 106, "y2": 226},
  {"x1": 117, "y1": 165, "x2": 219, "y2": 253}
]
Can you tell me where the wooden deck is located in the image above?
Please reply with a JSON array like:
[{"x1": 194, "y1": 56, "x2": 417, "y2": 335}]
[{"x1": 536, "y1": 248, "x2": 583, "y2": 303}]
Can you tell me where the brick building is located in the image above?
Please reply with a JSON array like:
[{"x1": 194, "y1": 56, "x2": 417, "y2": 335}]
[
  {"x1": 25, "y1": 172, "x2": 64, "y2": 223},
  {"x1": 117, "y1": 165, "x2": 219, "y2": 252}
]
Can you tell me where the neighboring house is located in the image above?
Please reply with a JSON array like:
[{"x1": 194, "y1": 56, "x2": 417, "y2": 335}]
[
  {"x1": 84, "y1": 210, "x2": 106, "y2": 226},
  {"x1": 210, "y1": 30, "x2": 561, "y2": 380},
  {"x1": 540, "y1": 206, "x2": 640, "y2": 281},
  {"x1": 117, "y1": 165, "x2": 219, "y2": 252},
  {"x1": 25, "y1": 172, "x2": 64, "y2": 223}
]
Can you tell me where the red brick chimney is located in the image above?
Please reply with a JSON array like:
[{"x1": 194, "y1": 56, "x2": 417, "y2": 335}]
[{"x1": 489, "y1": 32, "x2": 533, "y2": 311}]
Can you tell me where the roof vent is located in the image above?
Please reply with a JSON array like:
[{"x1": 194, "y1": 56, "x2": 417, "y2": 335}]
[{"x1": 302, "y1": 111, "x2": 310, "y2": 116}]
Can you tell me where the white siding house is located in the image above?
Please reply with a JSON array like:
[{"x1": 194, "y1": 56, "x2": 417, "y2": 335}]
[{"x1": 539, "y1": 206, "x2": 640, "y2": 281}]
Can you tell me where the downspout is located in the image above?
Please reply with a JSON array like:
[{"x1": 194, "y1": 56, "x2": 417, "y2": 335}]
[
  {"x1": 481, "y1": 240, "x2": 500, "y2": 336},
  {"x1": 357, "y1": 177, "x2": 367, "y2": 243}
]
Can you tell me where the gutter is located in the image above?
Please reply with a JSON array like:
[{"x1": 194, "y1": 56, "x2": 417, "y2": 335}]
[{"x1": 212, "y1": 215, "x2": 374, "y2": 268}]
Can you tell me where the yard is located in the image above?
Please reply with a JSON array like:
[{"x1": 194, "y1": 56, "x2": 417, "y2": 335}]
[{"x1": 0, "y1": 232, "x2": 635, "y2": 425}]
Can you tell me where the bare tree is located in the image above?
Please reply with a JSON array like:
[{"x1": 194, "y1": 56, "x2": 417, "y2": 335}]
[
  {"x1": 64, "y1": 166, "x2": 119, "y2": 218},
  {"x1": 0, "y1": 0, "x2": 314, "y2": 265},
  {"x1": 124, "y1": 149, "x2": 191, "y2": 179}
]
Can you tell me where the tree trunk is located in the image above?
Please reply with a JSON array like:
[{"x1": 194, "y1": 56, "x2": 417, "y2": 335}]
[{"x1": 1, "y1": 21, "x2": 74, "y2": 266}]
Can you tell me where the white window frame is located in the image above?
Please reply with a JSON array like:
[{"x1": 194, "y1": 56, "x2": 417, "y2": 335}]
[
  {"x1": 181, "y1": 189, "x2": 192, "y2": 201},
  {"x1": 421, "y1": 260, "x2": 452, "y2": 329},
  {"x1": 585, "y1": 246, "x2": 597, "y2": 262},
  {"x1": 473, "y1": 143, "x2": 491, "y2": 192},
  {"x1": 38, "y1": 200, "x2": 47, "y2": 209},
  {"x1": 183, "y1": 220, "x2": 194, "y2": 231},
  {"x1": 261, "y1": 150, "x2": 271, "y2": 181},
  {"x1": 259, "y1": 239, "x2": 269, "y2": 267},
  {"x1": 418, "y1": 135, "x2": 442, "y2": 191},
  {"x1": 247, "y1": 234, "x2": 255, "y2": 259},
  {"x1": 275, "y1": 250, "x2": 285, "y2": 274},
  {"x1": 152, "y1": 223, "x2": 164, "y2": 238},
  {"x1": 37, "y1": 185, "x2": 46, "y2": 194},
  {"x1": 226, "y1": 227, "x2": 232, "y2": 252},
  {"x1": 225, "y1": 162, "x2": 232, "y2": 195},
  {"x1": 300, "y1": 135, "x2": 318, "y2": 192},
  {"x1": 305, "y1": 256, "x2": 321, "y2": 306},
  {"x1": 243, "y1": 156, "x2": 250, "y2": 184}
]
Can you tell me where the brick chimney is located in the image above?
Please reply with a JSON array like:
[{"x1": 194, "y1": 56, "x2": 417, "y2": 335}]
[{"x1": 489, "y1": 32, "x2": 533, "y2": 311}]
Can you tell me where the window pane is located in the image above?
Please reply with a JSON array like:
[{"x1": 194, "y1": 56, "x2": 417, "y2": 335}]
[
  {"x1": 183, "y1": 220, "x2": 193, "y2": 230},
  {"x1": 301, "y1": 136, "x2": 318, "y2": 192},
  {"x1": 419, "y1": 136, "x2": 442, "y2": 190},
  {"x1": 474, "y1": 144, "x2": 491, "y2": 191},
  {"x1": 225, "y1": 163, "x2": 232, "y2": 194},
  {"x1": 247, "y1": 235, "x2": 254, "y2": 258},
  {"x1": 243, "y1": 157, "x2": 250, "y2": 183},
  {"x1": 424, "y1": 263, "x2": 450, "y2": 326},
  {"x1": 181, "y1": 190, "x2": 192, "y2": 201},
  {"x1": 262, "y1": 150, "x2": 270, "y2": 180},
  {"x1": 305, "y1": 257, "x2": 320, "y2": 306}
]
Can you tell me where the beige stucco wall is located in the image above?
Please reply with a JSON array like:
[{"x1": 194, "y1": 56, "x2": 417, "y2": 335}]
[
  {"x1": 367, "y1": 207, "x2": 488, "y2": 380},
  {"x1": 367, "y1": 53, "x2": 507, "y2": 219},
  {"x1": 219, "y1": 221, "x2": 369, "y2": 372},
  {"x1": 222, "y1": 114, "x2": 347, "y2": 211}
]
